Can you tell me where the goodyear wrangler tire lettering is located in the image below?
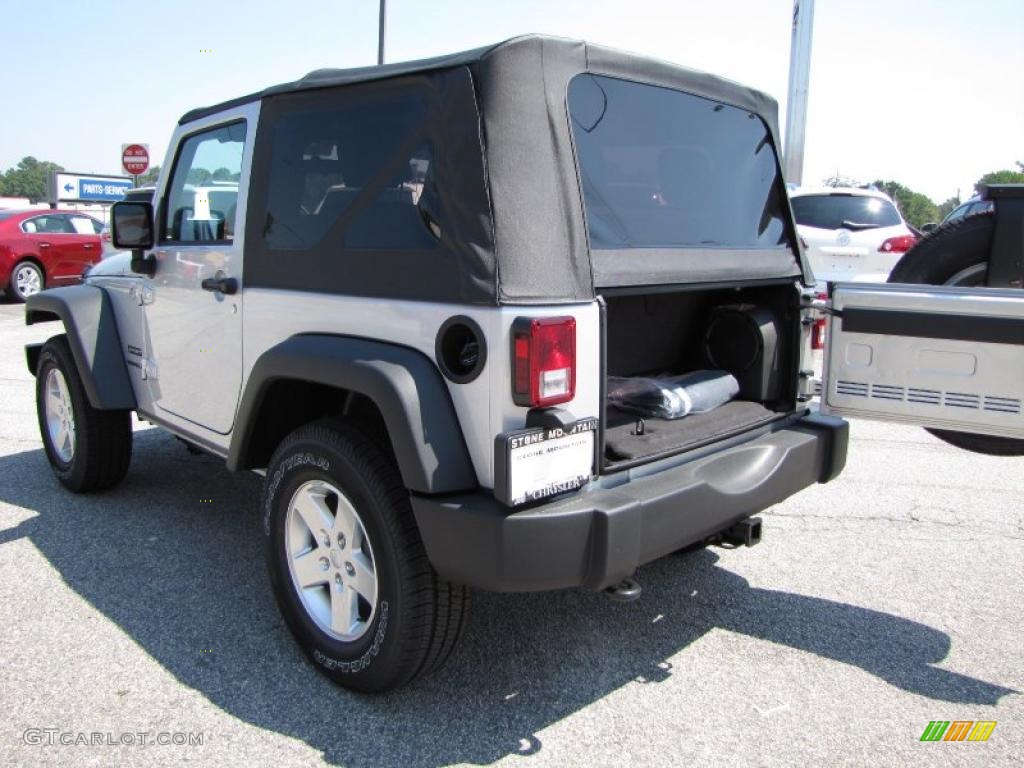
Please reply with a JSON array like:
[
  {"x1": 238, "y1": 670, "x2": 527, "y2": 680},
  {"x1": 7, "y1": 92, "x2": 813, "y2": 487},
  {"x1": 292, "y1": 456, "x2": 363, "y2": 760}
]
[
  {"x1": 312, "y1": 602, "x2": 388, "y2": 674},
  {"x1": 263, "y1": 453, "x2": 329, "y2": 536}
]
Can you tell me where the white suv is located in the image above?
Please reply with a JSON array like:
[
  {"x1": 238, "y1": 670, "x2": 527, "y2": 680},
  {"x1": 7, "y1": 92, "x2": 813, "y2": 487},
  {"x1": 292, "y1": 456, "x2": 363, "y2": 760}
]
[
  {"x1": 21, "y1": 36, "x2": 1024, "y2": 692},
  {"x1": 790, "y1": 187, "x2": 917, "y2": 285}
]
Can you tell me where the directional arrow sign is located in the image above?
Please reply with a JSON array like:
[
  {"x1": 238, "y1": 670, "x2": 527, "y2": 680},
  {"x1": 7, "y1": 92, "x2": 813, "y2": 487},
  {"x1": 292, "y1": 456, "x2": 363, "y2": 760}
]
[
  {"x1": 52, "y1": 172, "x2": 133, "y2": 203},
  {"x1": 56, "y1": 175, "x2": 79, "y2": 201}
]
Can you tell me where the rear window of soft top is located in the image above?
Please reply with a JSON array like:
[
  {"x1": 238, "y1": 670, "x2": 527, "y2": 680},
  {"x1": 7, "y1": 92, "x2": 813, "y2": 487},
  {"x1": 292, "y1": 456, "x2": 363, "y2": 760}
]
[{"x1": 568, "y1": 74, "x2": 789, "y2": 250}]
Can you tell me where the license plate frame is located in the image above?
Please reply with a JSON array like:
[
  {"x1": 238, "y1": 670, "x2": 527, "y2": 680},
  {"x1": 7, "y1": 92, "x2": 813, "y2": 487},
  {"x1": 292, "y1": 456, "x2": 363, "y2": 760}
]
[{"x1": 493, "y1": 418, "x2": 599, "y2": 507}]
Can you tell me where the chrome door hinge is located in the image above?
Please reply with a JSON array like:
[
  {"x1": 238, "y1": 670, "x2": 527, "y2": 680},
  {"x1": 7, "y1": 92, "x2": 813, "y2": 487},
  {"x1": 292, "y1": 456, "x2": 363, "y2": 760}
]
[
  {"x1": 141, "y1": 358, "x2": 158, "y2": 381},
  {"x1": 129, "y1": 284, "x2": 155, "y2": 306}
]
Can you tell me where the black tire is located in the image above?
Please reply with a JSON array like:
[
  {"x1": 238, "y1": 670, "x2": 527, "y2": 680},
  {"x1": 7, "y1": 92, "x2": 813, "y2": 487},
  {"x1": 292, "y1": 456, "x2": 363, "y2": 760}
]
[
  {"x1": 888, "y1": 211, "x2": 993, "y2": 284},
  {"x1": 35, "y1": 335, "x2": 133, "y2": 491},
  {"x1": 888, "y1": 212, "x2": 1024, "y2": 456},
  {"x1": 8, "y1": 259, "x2": 44, "y2": 302},
  {"x1": 263, "y1": 419, "x2": 470, "y2": 692}
]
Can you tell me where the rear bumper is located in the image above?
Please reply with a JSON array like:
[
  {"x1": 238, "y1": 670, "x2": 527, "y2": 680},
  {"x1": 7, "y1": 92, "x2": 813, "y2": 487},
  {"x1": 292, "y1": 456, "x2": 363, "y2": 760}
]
[{"x1": 411, "y1": 412, "x2": 848, "y2": 592}]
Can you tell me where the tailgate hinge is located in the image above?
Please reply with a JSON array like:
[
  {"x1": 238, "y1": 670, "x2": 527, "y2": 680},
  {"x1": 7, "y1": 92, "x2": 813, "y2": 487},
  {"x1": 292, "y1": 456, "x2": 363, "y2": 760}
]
[
  {"x1": 800, "y1": 296, "x2": 842, "y2": 319},
  {"x1": 797, "y1": 368, "x2": 822, "y2": 403}
]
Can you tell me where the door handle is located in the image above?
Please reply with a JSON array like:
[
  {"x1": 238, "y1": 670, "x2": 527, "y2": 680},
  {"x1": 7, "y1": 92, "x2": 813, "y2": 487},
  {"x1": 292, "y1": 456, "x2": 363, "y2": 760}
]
[
  {"x1": 200, "y1": 274, "x2": 238, "y2": 295},
  {"x1": 39, "y1": 242, "x2": 50, "y2": 248},
  {"x1": 83, "y1": 243, "x2": 95, "y2": 249}
]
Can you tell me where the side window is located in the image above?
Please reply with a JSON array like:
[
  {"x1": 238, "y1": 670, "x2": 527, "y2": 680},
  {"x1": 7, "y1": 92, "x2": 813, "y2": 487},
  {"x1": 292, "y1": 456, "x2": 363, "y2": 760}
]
[
  {"x1": 163, "y1": 122, "x2": 246, "y2": 243},
  {"x1": 262, "y1": 91, "x2": 438, "y2": 251},
  {"x1": 344, "y1": 143, "x2": 437, "y2": 249},
  {"x1": 23, "y1": 215, "x2": 73, "y2": 234},
  {"x1": 946, "y1": 204, "x2": 968, "y2": 222},
  {"x1": 69, "y1": 215, "x2": 101, "y2": 235}
]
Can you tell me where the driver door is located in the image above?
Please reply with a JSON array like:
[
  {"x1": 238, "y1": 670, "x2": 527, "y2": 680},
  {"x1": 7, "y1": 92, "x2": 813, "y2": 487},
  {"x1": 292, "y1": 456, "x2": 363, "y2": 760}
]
[{"x1": 140, "y1": 105, "x2": 257, "y2": 435}]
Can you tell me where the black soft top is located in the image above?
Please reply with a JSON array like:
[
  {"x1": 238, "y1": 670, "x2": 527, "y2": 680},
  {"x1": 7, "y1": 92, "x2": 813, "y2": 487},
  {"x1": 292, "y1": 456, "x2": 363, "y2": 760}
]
[
  {"x1": 179, "y1": 42, "x2": 497, "y2": 125},
  {"x1": 187, "y1": 36, "x2": 805, "y2": 305},
  {"x1": 181, "y1": 34, "x2": 780, "y2": 132}
]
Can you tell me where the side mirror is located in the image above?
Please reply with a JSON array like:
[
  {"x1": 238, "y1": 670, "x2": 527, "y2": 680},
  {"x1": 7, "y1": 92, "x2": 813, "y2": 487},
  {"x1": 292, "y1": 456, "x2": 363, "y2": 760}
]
[
  {"x1": 920, "y1": 222, "x2": 937, "y2": 233},
  {"x1": 111, "y1": 200, "x2": 156, "y2": 276},
  {"x1": 112, "y1": 200, "x2": 154, "y2": 249}
]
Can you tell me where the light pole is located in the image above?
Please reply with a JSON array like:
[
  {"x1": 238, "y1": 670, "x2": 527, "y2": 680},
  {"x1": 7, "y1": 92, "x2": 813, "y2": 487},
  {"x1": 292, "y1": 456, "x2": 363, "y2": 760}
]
[
  {"x1": 378, "y1": 0, "x2": 386, "y2": 65},
  {"x1": 783, "y1": 0, "x2": 815, "y2": 186}
]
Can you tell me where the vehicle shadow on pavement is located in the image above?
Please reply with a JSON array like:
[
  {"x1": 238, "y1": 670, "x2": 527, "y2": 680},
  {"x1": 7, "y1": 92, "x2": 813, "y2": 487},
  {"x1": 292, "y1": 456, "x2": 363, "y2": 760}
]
[{"x1": 0, "y1": 430, "x2": 1016, "y2": 767}]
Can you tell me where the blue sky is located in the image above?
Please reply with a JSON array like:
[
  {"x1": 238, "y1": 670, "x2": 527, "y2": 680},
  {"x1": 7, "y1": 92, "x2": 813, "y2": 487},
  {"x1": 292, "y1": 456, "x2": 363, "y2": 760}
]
[{"x1": 1, "y1": 0, "x2": 1020, "y2": 202}]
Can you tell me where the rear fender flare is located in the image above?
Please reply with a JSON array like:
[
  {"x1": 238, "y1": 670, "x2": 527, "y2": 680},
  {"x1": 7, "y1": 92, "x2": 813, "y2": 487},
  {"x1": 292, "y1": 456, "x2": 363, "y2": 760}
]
[{"x1": 228, "y1": 334, "x2": 477, "y2": 494}]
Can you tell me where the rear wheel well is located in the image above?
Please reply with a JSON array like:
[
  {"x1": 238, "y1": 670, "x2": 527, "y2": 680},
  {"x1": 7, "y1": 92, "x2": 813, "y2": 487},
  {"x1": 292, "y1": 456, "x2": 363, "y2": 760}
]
[{"x1": 242, "y1": 379, "x2": 395, "y2": 470}]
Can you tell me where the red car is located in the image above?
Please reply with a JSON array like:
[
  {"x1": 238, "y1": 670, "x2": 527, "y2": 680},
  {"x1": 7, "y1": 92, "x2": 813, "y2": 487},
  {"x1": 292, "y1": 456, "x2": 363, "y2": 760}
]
[{"x1": 0, "y1": 209, "x2": 104, "y2": 301}]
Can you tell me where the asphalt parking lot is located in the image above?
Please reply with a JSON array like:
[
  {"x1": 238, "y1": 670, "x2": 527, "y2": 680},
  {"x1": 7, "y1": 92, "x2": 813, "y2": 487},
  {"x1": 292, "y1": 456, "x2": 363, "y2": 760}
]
[{"x1": 0, "y1": 298, "x2": 1020, "y2": 768}]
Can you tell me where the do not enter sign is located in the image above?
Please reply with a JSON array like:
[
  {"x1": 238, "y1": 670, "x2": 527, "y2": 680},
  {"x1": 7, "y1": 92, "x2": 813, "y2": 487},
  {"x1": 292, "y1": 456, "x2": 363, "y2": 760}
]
[{"x1": 121, "y1": 144, "x2": 150, "y2": 176}]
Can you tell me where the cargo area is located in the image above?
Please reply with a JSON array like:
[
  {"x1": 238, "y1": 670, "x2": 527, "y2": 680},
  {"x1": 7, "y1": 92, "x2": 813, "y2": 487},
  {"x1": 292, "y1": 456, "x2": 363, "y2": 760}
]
[{"x1": 601, "y1": 283, "x2": 799, "y2": 468}]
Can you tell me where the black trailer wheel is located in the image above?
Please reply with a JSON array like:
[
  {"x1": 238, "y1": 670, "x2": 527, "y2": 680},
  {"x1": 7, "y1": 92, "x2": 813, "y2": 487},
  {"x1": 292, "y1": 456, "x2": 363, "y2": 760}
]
[
  {"x1": 263, "y1": 419, "x2": 470, "y2": 692},
  {"x1": 35, "y1": 335, "x2": 133, "y2": 491},
  {"x1": 889, "y1": 212, "x2": 1024, "y2": 456}
]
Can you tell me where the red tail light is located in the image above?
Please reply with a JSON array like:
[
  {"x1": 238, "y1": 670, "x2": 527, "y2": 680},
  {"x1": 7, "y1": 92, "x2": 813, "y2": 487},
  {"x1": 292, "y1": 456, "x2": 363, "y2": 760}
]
[
  {"x1": 811, "y1": 291, "x2": 827, "y2": 350},
  {"x1": 101, "y1": 231, "x2": 111, "y2": 243},
  {"x1": 512, "y1": 316, "x2": 576, "y2": 407},
  {"x1": 878, "y1": 234, "x2": 916, "y2": 253}
]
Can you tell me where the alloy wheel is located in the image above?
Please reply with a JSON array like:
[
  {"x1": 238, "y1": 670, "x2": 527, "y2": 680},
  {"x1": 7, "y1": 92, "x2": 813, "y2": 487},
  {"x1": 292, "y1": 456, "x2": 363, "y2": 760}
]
[
  {"x1": 44, "y1": 368, "x2": 75, "y2": 463},
  {"x1": 284, "y1": 479, "x2": 378, "y2": 642},
  {"x1": 15, "y1": 264, "x2": 42, "y2": 298}
]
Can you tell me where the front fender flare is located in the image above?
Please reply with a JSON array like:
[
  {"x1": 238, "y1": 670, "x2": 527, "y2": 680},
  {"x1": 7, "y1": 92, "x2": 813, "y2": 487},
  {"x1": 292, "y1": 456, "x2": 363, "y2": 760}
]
[
  {"x1": 25, "y1": 285, "x2": 136, "y2": 410},
  {"x1": 228, "y1": 335, "x2": 477, "y2": 494}
]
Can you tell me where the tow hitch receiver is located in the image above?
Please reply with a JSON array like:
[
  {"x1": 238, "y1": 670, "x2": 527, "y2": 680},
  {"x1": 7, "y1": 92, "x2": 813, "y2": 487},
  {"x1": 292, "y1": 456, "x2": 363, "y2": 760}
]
[{"x1": 718, "y1": 517, "x2": 763, "y2": 548}]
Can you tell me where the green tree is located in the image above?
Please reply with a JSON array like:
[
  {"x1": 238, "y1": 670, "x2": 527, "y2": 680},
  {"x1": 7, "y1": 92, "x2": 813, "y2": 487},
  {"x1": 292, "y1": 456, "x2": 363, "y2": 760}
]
[
  {"x1": 137, "y1": 164, "x2": 161, "y2": 185},
  {"x1": 974, "y1": 166, "x2": 1024, "y2": 195},
  {"x1": 822, "y1": 173, "x2": 863, "y2": 188},
  {"x1": 871, "y1": 179, "x2": 940, "y2": 229},
  {"x1": 186, "y1": 167, "x2": 212, "y2": 186},
  {"x1": 0, "y1": 156, "x2": 64, "y2": 203},
  {"x1": 936, "y1": 196, "x2": 960, "y2": 221}
]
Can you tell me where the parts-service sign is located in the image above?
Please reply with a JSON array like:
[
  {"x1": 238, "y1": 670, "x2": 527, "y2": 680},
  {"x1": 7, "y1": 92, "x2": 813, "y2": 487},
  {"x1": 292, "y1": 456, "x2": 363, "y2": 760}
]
[{"x1": 495, "y1": 418, "x2": 598, "y2": 506}]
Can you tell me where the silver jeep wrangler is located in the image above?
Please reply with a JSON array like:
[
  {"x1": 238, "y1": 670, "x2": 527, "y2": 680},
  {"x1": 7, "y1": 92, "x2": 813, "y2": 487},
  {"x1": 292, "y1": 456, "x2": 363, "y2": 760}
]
[{"x1": 24, "y1": 36, "x2": 1024, "y2": 692}]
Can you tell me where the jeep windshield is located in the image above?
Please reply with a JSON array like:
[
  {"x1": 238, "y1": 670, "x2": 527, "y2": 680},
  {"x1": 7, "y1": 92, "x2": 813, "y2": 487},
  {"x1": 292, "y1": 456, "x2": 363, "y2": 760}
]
[{"x1": 568, "y1": 74, "x2": 791, "y2": 254}]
